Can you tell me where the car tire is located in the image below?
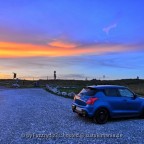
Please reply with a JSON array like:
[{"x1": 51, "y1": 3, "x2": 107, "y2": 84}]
[
  {"x1": 93, "y1": 108, "x2": 109, "y2": 124},
  {"x1": 140, "y1": 109, "x2": 144, "y2": 118}
]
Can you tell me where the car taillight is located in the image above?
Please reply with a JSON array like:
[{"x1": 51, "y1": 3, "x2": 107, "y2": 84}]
[
  {"x1": 86, "y1": 97, "x2": 98, "y2": 105},
  {"x1": 74, "y1": 95, "x2": 80, "y2": 101},
  {"x1": 74, "y1": 96, "x2": 76, "y2": 100}
]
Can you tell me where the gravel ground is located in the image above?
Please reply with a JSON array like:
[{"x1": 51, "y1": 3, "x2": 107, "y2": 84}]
[{"x1": 0, "y1": 88, "x2": 144, "y2": 144}]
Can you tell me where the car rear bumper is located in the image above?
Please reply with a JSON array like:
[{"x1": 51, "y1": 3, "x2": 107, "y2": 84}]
[
  {"x1": 72, "y1": 103, "x2": 94, "y2": 117},
  {"x1": 72, "y1": 104, "x2": 88, "y2": 116}
]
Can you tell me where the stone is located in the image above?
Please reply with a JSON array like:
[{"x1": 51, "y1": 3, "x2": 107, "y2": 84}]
[{"x1": 61, "y1": 92, "x2": 67, "y2": 96}]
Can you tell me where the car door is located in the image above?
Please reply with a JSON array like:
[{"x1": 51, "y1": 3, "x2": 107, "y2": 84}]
[
  {"x1": 118, "y1": 88, "x2": 141, "y2": 116},
  {"x1": 104, "y1": 88, "x2": 128, "y2": 117}
]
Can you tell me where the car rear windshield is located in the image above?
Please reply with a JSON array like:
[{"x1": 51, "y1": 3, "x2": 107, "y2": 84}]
[{"x1": 78, "y1": 88, "x2": 97, "y2": 96}]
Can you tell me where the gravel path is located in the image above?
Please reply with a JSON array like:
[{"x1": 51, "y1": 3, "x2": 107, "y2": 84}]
[{"x1": 0, "y1": 88, "x2": 144, "y2": 144}]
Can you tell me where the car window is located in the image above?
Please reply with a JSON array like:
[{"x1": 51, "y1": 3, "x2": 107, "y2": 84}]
[
  {"x1": 118, "y1": 88, "x2": 134, "y2": 98},
  {"x1": 79, "y1": 88, "x2": 97, "y2": 96},
  {"x1": 104, "y1": 88, "x2": 119, "y2": 97}
]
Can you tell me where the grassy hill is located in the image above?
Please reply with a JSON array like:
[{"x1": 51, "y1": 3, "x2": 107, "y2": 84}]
[{"x1": 0, "y1": 79, "x2": 144, "y2": 95}]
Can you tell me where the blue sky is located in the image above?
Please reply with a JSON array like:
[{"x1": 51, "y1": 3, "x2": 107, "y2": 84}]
[{"x1": 0, "y1": 0, "x2": 144, "y2": 80}]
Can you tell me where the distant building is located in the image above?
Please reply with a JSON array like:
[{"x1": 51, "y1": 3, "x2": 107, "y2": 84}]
[
  {"x1": 13, "y1": 73, "x2": 17, "y2": 79},
  {"x1": 54, "y1": 71, "x2": 56, "y2": 80}
]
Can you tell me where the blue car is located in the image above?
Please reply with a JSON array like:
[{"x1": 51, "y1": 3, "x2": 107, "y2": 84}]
[{"x1": 72, "y1": 85, "x2": 144, "y2": 124}]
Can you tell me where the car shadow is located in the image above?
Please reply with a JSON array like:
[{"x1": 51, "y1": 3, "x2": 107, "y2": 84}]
[
  {"x1": 109, "y1": 117, "x2": 142, "y2": 123},
  {"x1": 74, "y1": 114, "x2": 143, "y2": 124},
  {"x1": 73, "y1": 114, "x2": 94, "y2": 124}
]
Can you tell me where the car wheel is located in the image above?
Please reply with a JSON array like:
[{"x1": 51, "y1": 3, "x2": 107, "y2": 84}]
[
  {"x1": 93, "y1": 108, "x2": 109, "y2": 124},
  {"x1": 140, "y1": 109, "x2": 144, "y2": 118}
]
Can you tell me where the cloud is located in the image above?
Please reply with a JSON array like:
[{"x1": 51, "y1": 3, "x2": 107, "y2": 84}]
[
  {"x1": 48, "y1": 41, "x2": 77, "y2": 48},
  {"x1": 0, "y1": 40, "x2": 143, "y2": 58},
  {"x1": 103, "y1": 23, "x2": 117, "y2": 35},
  {"x1": 0, "y1": 51, "x2": 144, "y2": 80},
  {"x1": 59, "y1": 74, "x2": 86, "y2": 79},
  {"x1": 103, "y1": 12, "x2": 122, "y2": 35},
  {"x1": 0, "y1": 73, "x2": 11, "y2": 79}
]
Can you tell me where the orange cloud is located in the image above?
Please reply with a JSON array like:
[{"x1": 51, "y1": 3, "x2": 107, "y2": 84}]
[
  {"x1": 48, "y1": 41, "x2": 77, "y2": 48},
  {"x1": 0, "y1": 41, "x2": 139, "y2": 58},
  {"x1": 0, "y1": 73, "x2": 11, "y2": 79}
]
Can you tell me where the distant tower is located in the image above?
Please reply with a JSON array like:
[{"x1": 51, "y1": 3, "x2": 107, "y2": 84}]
[
  {"x1": 13, "y1": 72, "x2": 17, "y2": 79},
  {"x1": 54, "y1": 71, "x2": 56, "y2": 80}
]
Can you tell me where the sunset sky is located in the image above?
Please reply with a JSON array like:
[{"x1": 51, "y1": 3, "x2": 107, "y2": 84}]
[{"x1": 0, "y1": 0, "x2": 144, "y2": 80}]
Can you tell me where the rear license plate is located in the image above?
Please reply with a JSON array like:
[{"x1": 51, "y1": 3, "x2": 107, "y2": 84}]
[{"x1": 76, "y1": 107, "x2": 82, "y2": 111}]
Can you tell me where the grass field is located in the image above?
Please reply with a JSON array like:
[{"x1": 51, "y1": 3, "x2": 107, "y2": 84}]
[{"x1": 0, "y1": 79, "x2": 144, "y2": 96}]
